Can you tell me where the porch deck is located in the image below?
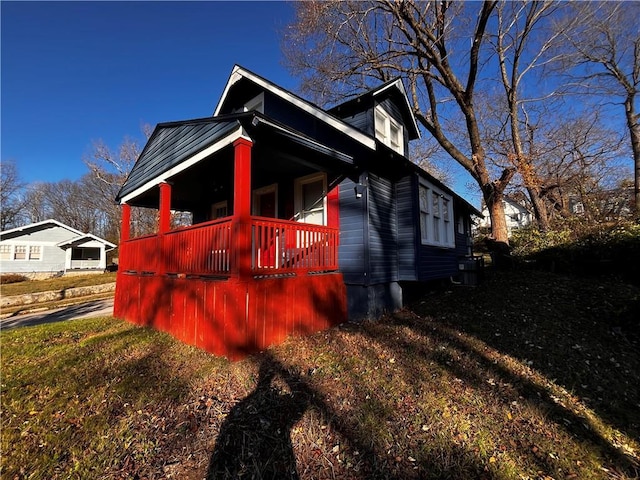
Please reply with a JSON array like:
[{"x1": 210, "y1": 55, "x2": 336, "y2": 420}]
[{"x1": 114, "y1": 217, "x2": 346, "y2": 359}]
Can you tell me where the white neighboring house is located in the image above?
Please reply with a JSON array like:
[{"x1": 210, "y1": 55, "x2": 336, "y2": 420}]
[
  {"x1": 478, "y1": 197, "x2": 533, "y2": 236},
  {"x1": 0, "y1": 219, "x2": 116, "y2": 279}
]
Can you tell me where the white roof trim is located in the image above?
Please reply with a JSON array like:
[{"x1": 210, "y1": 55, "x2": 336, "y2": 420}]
[
  {"x1": 120, "y1": 125, "x2": 250, "y2": 204},
  {"x1": 253, "y1": 116, "x2": 353, "y2": 163},
  {"x1": 372, "y1": 78, "x2": 421, "y2": 139},
  {"x1": 57, "y1": 233, "x2": 116, "y2": 250},
  {"x1": 213, "y1": 65, "x2": 376, "y2": 150},
  {"x1": 0, "y1": 219, "x2": 84, "y2": 237}
]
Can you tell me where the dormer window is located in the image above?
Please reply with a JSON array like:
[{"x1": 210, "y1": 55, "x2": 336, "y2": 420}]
[{"x1": 375, "y1": 105, "x2": 404, "y2": 155}]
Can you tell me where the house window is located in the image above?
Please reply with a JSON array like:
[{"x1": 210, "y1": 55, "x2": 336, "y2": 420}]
[
  {"x1": 211, "y1": 201, "x2": 228, "y2": 220},
  {"x1": 29, "y1": 246, "x2": 42, "y2": 260},
  {"x1": 0, "y1": 244, "x2": 11, "y2": 261},
  {"x1": 442, "y1": 198, "x2": 450, "y2": 244},
  {"x1": 14, "y1": 245, "x2": 27, "y2": 260},
  {"x1": 374, "y1": 105, "x2": 404, "y2": 155},
  {"x1": 432, "y1": 191, "x2": 440, "y2": 243},
  {"x1": 295, "y1": 173, "x2": 326, "y2": 225},
  {"x1": 419, "y1": 185, "x2": 429, "y2": 241},
  {"x1": 419, "y1": 181, "x2": 454, "y2": 248}
]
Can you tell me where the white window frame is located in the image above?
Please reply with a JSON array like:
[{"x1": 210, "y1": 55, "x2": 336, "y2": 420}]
[
  {"x1": 252, "y1": 183, "x2": 278, "y2": 218},
  {"x1": 294, "y1": 172, "x2": 327, "y2": 225},
  {"x1": 3, "y1": 244, "x2": 44, "y2": 262},
  {"x1": 419, "y1": 180, "x2": 455, "y2": 248},
  {"x1": 0, "y1": 244, "x2": 13, "y2": 261},
  {"x1": 374, "y1": 105, "x2": 404, "y2": 155}
]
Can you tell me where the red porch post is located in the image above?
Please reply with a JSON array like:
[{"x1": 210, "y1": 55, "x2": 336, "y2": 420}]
[
  {"x1": 159, "y1": 182, "x2": 172, "y2": 234},
  {"x1": 120, "y1": 203, "x2": 131, "y2": 243},
  {"x1": 233, "y1": 138, "x2": 253, "y2": 279}
]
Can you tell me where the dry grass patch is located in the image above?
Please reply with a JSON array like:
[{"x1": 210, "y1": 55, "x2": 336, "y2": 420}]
[{"x1": 1, "y1": 270, "x2": 638, "y2": 479}]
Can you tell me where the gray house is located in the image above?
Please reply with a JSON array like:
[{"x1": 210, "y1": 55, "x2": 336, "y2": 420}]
[{"x1": 0, "y1": 219, "x2": 115, "y2": 279}]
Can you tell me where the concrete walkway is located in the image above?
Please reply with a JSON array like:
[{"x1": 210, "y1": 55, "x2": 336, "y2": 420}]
[{"x1": 0, "y1": 298, "x2": 114, "y2": 330}]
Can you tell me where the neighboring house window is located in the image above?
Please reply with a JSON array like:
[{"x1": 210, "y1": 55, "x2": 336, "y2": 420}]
[
  {"x1": 0, "y1": 244, "x2": 11, "y2": 260},
  {"x1": 29, "y1": 246, "x2": 41, "y2": 260},
  {"x1": 374, "y1": 105, "x2": 404, "y2": 155},
  {"x1": 295, "y1": 173, "x2": 326, "y2": 225},
  {"x1": 211, "y1": 201, "x2": 228, "y2": 220},
  {"x1": 13, "y1": 245, "x2": 27, "y2": 260},
  {"x1": 419, "y1": 181, "x2": 454, "y2": 248},
  {"x1": 573, "y1": 202, "x2": 584, "y2": 214}
]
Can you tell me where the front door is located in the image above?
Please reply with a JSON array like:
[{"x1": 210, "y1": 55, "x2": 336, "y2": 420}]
[
  {"x1": 253, "y1": 184, "x2": 277, "y2": 218},
  {"x1": 295, "y1": 173, "x2": 326, "y2": 225}
]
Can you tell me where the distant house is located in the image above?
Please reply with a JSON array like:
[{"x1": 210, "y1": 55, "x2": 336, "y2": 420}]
[
  {"x1": 0, "y1": 219, "x2": 116, "y2": 279},
  {"x1": 478, "y1": 197, "x2": 533, "y2": 235},
  {"x1": 114, "y1": 65, "x2": 481, "y2": 359}
]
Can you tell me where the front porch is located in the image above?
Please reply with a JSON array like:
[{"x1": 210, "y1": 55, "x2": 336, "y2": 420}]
[{"x1": 114, "y1": 117, "x2": 350, "y2": 359}]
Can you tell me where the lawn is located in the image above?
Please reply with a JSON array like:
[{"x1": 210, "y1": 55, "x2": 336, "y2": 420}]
[
  {"x1": 1, "y1": 270, "x2": 638, "y2": 479},
  {"x1": 0, "y1": 272, "x2": 117, "y2": 297}
]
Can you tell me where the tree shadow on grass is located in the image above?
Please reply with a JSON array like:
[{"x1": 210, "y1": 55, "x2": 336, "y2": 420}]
[{"x1": 370, "y1": 310, "x2": 639, "y2": 478}]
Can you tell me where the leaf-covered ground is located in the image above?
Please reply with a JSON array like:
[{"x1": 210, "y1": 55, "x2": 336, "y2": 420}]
[{"x1": 1, "y1": 270, "x2": 638, "y2": 479}]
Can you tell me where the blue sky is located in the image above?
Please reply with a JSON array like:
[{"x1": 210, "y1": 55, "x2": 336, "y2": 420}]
[{"x1": 2, "y1": 1, "x2": 296, "y2": 184}]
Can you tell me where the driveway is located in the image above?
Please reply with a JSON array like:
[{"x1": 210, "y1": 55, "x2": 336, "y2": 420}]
[{"x1": 0, "y1": 298, "x2": 114, "y2": 330}]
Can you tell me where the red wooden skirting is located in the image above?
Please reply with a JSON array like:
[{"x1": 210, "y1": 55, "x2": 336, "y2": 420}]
[
  {"x1": 114, "y1": 217, "x2": 346, "y2": 359},
  {"x1": 114, "y1": 273, "x2": 346, "y2": 360}
]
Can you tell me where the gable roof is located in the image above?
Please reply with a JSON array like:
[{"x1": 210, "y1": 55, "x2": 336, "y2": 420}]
[
  {"x1": 116, "y1": 116, "x2": 247, "y2": 202},
  {"x1": 116, "y1": 112, "x2": 356, "y2": 204},
  {"x1": 0, "y1": 219, "x2": 85, "y2": 238},
  {"x1": 57, "y1": 234, "x2": 116, "y2": 250},
  {"x1": 213, "y1": 65, "x2": 376, "y2": 150},
  {"x1": 0, "y1": 219, "x2": 116, "y2": 247},
  {"x1": 329, "y1": 77, "x2": 421, "y2": 141}
]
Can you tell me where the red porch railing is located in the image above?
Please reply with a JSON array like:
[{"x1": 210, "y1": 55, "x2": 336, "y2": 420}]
[
  {"x1": 252, "y1": 217, "x2": 339, "y2": 275},
  {"x1": 118, "y1": 217, "x2": 338, "y2": 277}
]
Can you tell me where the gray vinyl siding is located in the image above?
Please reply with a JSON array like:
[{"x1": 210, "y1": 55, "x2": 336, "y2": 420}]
[
  {"x1": 417, "y1": 245, "x2": 458, "y2": 281},
  {"x1": 338, "y1": 177, "x2": 366, "y2": 284},
  {"x1": 396, "y1": 175, "x2": 417, "y2": 281},
  {"x1": 339, "y1": 110, "x2": 373, "y2": 136},
  {"x1": 367, "y1": 174, "x2": 398, "y2": 284},
  {"x1": 0, "y1": 244, "x2": 66, "y2": 274}
]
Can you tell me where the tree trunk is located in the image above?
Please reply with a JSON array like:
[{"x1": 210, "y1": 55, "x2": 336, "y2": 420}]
[
  {"x1": 625, "y1": 96, "x2": 640, "y2": 219},
  {"x1": 527, "y1": 186, "x2": 551, "y2": 232},
  {"x1": 484, "y1": 188, "x2": 510, "y2": 244}
]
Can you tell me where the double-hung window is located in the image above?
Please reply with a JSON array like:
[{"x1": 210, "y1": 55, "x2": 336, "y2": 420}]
[
  {"x1": 419, "y1": 180, "x2": 454, "y2": 248},
  {"x1": 374, "y1": 105, "x2": 404, "y2": 155}
]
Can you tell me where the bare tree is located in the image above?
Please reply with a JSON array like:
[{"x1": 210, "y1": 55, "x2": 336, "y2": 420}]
[
  {"x1": 555, "y1": 2, "x2": 640, "y2": 217},
  {"x1": 490, "y1": 0, "x2": 564, "y2": 232},
  {"x1": 0, "y1": 160, "x2": 26, "y2": 230},
  {"x1": 84, "y1": 131, "x2": 157, "y2": 240},
  {"x1": 283, "y1": 0, "x2": 522, "y2": 242}
]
